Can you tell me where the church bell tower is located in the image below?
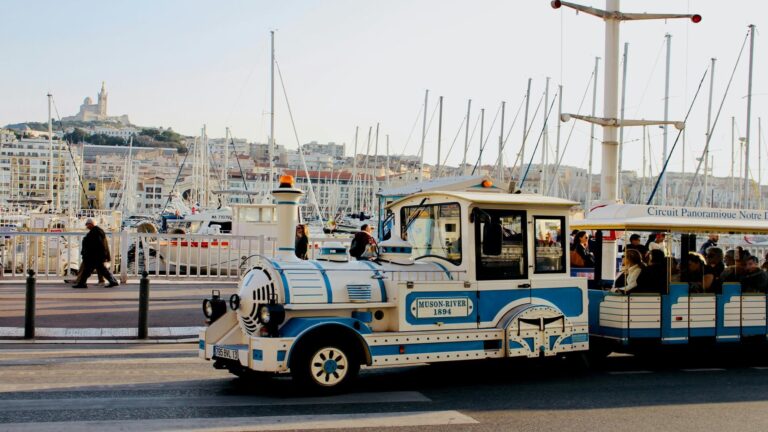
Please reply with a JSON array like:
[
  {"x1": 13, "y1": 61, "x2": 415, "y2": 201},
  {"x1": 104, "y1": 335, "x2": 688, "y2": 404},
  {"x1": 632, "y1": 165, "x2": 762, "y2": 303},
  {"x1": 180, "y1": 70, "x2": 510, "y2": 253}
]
[{"x1": 97, "y1": 81, "x2": 108, "y2": 117}]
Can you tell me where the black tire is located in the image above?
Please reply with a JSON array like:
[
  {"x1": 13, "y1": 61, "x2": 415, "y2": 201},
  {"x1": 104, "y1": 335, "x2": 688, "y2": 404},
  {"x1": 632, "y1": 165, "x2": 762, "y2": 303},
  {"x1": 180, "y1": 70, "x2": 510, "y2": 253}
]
[{"x1": 291, "y1": 336, "x2": 360, "y2": 393}]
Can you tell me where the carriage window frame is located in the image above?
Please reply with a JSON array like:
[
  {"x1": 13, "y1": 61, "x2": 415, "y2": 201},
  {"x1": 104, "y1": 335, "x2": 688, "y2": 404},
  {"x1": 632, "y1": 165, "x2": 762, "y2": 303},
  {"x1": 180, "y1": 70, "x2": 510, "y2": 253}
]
[
  {"x1": 533, "y1": 216, "x2": 566, "y2": 274},
  {"x1": 474, "y1": 208, "x2": 528, "y2": 281},
  {"x1": 400, "y1": 201, "x2": 462, "y2": 265}
]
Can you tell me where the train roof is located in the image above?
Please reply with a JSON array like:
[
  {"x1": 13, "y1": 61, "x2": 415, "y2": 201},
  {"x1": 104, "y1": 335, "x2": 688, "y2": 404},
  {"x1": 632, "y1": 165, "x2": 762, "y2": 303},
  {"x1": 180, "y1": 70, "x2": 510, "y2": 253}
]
[
  {"x1": 387, "y1": 191, "x2": 578, "y2": 209},
  {"x1": 571, "y1": 204, "x2": 768, "y2": 234}
]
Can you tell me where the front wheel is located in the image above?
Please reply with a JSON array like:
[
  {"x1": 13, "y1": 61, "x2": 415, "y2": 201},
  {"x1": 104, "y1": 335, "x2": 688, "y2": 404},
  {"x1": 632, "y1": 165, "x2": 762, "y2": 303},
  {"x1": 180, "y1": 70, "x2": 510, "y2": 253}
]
[{"x1": 292, "y1": 339, "x2": 360, "y2": 393}]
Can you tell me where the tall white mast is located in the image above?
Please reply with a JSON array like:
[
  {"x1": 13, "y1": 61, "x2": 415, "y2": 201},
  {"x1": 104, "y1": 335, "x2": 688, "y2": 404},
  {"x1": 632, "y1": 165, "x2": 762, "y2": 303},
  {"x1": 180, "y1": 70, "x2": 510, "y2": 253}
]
[
  {"x1": 498, "y1": 100, "x2": 506, "y2": 184},
  {"x1": 478, "y1": 108, "x2": 485, "y2": 174},
  {"x1": 759, "y1": 117, "x2": 763, "y2": 209},
  {"x1": 351, "y1": 126, "x2": 358, "y2": 212},
  {"x1": 744, "y1": 24, "x2": 756, "y2": 207},
  {"x1": 269, "y1": 30, "x2": 276, "y2": 190},
  {"x1": 436, "y1": 96, "x2": 443, "y2": 178},
  {"x1": 732, "y1": 117, "x2": 736, "y2": 207},
  {"x1": 463, "y1": 99, "x2": 472, "y2": 176},
  {"x1": 554, "y1": 85, "x2": 563, "y2": 197},
  {"x1": 541, "y1": 77, "x2": 550, "y2": 194},
  {"x1": 223, "y1": 127, "x2": 230, "y2": 195},
  {"x1": 47, "y1": 93, "x2": 54, "y2": 209},
  {"x1": 374, "y1": 122, "x2": 380, "y2": 186},
  {"x1": 618, "y1": 42, "x2": 628, "y2": 199},
  {"x1": 520, "y1": 78, "x2": 532, "y2": 180},
  {"x1": 661, "y1": 33, "x2": 671, "y2": 205},
  {"x1": 704, "y1": 58, "x2": 716, "y2": 207},
  {"x1": 385, "y1": 134, "x2": 390, "y2": 186},
  {"x1": 587, "y1": 57, "x2": 600, "y2": 207},
  {"x1": 419, "y1": 90, "x2": 429, "y2": 181}
]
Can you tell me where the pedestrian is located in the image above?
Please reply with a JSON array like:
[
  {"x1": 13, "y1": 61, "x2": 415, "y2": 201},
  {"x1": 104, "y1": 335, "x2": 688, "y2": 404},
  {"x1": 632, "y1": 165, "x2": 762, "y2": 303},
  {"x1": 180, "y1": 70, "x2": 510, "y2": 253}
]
[
  {"x1": 698, "y1": 234, "x2": 719, "y2": 255},
  {"x1": 295, "y1": 224, "x2": 309, "y2": 260},
  {"x1": 72, "y1": 218, "x2": 119, "y2": 289},
  {"x1": 350, "y1": 224, "x2": 378, "y2": 260},
  {"x1": 625, "y1": 233, "x2": 648, "y2": 258}
]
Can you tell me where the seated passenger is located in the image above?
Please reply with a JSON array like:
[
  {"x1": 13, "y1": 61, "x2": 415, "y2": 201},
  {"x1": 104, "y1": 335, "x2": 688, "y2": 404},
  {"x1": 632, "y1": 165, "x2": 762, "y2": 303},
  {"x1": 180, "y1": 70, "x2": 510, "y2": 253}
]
[
  {"x1": 636, "y1": 249, "x2": 667, "y2": 294},
  {"x1": 570, "y1": 231, "x2": 595, "y2": 267},
  {"x1": 698, "y1": 234, "x2": 719, "y2": 255},
  {"x1": 625, "y1": 233, "x2": 649, "y2": 259},
  {"x1": 722, "y1": 248, "x2": 749, "y2": 283},
  {"x1": 682, "y1": 252, "x2": 706, "y2": 293},
  {"x1": 612, "y1": 249, "x2": 644, "y2": 294},
  {"x1": 648, "y1": 232, "x2": 668, "y2": 255},
  {"x1": 703, "y1": 247, "x2": 725, "y2": 293},
  {"x1": 740, "y1": 255, "x2": 768, "y2": 293},
  {"x1": 762, "y1": 252, "x2": 768, "y2": 271}
]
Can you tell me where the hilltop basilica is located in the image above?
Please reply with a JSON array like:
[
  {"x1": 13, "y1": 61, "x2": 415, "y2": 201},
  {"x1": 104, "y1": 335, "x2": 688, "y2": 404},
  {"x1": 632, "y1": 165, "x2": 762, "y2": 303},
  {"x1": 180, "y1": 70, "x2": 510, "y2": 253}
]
[{"x1": 62, "y1": 82, "x2": 130, "y2": 125}]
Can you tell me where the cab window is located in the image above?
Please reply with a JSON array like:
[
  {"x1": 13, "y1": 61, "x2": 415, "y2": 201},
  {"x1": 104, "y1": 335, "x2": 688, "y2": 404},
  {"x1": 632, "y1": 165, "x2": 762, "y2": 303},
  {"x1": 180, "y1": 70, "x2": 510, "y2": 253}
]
[
  {"x1": 533, "y1": 217, "x2": 565, "y2": 273},
  {"x1": 474, "y1": 209, "x2": 526, "y2": 280},
  {"x1": 401, "y1": 202, "x2": 461, "y2": 264}
]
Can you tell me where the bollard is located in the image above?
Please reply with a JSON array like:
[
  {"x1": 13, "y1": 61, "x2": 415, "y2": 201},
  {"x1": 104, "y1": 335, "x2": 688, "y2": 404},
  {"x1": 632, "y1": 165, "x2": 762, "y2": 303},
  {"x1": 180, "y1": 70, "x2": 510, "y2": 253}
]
[
  {"x1": 138, "y1": 271, "x2": 149, "y2": 339},
  {"x1": 24, "y1": 269, "x2": 35, "y2": 339}
]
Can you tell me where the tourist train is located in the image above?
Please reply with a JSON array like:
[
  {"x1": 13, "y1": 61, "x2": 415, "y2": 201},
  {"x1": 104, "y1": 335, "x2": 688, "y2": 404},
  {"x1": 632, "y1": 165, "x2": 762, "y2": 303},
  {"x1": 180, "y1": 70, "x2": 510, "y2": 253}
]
[{"x1": 199, "y1": 175, "x2": 768, "y2": 391}]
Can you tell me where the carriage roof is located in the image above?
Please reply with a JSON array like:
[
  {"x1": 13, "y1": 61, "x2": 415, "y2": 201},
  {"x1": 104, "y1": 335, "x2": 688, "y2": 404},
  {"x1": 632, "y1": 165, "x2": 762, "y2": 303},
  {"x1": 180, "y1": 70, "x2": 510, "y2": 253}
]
[{"x1": 386, "y1": 191, "x2": 578, "y2": 209}]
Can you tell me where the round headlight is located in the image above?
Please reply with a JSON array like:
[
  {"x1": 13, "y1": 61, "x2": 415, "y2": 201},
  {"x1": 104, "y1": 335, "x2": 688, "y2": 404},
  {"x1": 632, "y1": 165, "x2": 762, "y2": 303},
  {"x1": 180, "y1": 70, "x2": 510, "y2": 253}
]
[
  {"x1": 258, "y1": 305, "x2": 271, "y2": 324},
  {"x1": 229, "y1": 294, "x2": 240, "y2": 311},
  {"x1": 202, "y1": 299, "x2": 213, "y2": 318}
]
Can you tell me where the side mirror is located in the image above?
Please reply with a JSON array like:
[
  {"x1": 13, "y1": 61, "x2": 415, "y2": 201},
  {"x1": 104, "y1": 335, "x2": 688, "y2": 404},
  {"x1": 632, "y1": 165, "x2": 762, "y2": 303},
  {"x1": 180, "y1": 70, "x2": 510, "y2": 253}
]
[{"x1": 482, "y1": 222, "x2": 503, "y2": 256}]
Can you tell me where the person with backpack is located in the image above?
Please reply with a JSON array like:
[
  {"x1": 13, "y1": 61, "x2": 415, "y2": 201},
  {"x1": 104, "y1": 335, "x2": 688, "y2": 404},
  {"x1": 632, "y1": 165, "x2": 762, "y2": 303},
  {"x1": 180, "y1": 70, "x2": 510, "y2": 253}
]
[{"x1": 350, "y1": 224, "x2": 378, "y2": 260}]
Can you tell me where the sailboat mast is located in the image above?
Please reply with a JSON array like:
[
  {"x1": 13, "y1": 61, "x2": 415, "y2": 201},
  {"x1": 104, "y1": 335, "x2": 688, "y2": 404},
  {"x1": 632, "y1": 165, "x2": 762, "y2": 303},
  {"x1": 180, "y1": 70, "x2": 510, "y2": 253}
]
[
  {"x1": 386, "y1": 134, "x2": 390, "y2": 186},
  {"x1": 419, "y1": 90, "x2": 429, "y2": 180},
  {"x1": 47, "y1": 93, "x2": 54, "y2": 209},
  {"x1": 374, "y1": 122, "x2": 379, "y2": 189},
  {"x1": 269, "y1": 30, "x2": 276, "y2": 190},
  {"x1": 618, "y1": 42, "x2": 629, "y2": 199},
  {"x1": 498, "y1": 100, "x2": 505, "y2": 183},
  {"x1": 463, "y1": 99, "x2": 472, "y2": 176},
  {"x1": 520, "y1": 78, "x2": 532, "y2": 180},
  {"x1": 224, "y1": 127, "x2": 230, "y2": 196},
  {"x1": 555, "y1": 85, "x2": 563, "y2": 197},
  {"x1": 541, "y1": 77, "x2": 550, "y2": 194},
  {"x1": 661, "y1": 33, "x2": 671, "y2": 205},
  {"x1": 744, "y1": 24, "x2": 756, "y2": 207},
  {"x1": 436, "y1": 96, "x2": 443, "y2": 178},
  {"x1": 704, "y1": 58, "x2": 716, "y2": 207},
  {"x1": 351, "y1": 126, "x2": 358, "y2": 213},
  {"x1": 478, "y1": 108, "x2": 485, "y2": 174},
  {"x1": 587, "y1": 57, "x2": 600, "y2": 207}
]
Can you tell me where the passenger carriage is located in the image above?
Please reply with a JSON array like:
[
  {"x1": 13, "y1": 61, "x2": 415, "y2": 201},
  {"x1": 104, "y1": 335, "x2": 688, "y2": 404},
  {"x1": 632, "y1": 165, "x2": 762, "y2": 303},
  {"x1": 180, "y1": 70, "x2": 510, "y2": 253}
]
[
  {"x1": 572, "y1": 204, "x2": 768, "y2": 353},
  {"x1": 199, "y1": 176, "x2": 589, "y2": 391}
]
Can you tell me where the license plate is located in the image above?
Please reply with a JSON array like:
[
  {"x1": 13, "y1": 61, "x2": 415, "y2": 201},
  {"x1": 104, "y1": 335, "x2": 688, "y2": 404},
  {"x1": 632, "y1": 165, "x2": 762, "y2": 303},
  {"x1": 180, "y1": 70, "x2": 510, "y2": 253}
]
[{"x1": 213, "y1": 346, "x2": 239, "y2": 361}]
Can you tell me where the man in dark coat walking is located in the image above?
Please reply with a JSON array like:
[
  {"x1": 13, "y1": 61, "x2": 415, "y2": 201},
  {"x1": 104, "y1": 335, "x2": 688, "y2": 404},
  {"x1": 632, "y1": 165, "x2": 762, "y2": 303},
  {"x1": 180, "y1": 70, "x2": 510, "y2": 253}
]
[{"x1": 72, "y1": 218, "x2": 119, "y2": 289}]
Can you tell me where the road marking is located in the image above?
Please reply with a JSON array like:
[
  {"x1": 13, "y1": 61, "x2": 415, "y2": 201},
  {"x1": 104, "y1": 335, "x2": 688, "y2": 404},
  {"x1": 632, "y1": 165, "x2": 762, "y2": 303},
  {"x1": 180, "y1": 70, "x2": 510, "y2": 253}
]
[
  {"x1": 0, "y1": 391, "x2": 431, "y2": 412},
  {"x1": 607, "y1": 370, "x2": 653, "y2": 375},
  {"x1": 681, "y1": 368, "x2": 726, "y2": 372},
  {"x1": 751, "y1": 366, "x2": 768, "y2": 370},
  {"x1": 0, "y1": 410, "x2": 476, "y2": 431}
]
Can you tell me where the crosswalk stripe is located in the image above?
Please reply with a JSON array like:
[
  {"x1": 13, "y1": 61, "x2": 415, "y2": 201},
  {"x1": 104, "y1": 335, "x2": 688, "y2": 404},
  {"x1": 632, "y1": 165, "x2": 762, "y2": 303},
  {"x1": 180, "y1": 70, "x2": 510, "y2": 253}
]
[
  {"x1": 0, "y1": 391, "x2": 431, "y2": 412},
  {"x1": 607, "y1": 370, "x2": 653, "y2": 375},
  {"x1": 0, "y1": 410, "x2": 478, "y2": 432}
]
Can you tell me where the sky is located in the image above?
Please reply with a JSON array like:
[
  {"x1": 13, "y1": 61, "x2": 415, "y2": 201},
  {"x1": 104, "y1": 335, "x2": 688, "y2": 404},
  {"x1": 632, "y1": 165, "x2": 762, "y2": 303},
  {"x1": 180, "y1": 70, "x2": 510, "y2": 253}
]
[{"x1": 2, "y1": 0, "x2": 767, "y2": 180}]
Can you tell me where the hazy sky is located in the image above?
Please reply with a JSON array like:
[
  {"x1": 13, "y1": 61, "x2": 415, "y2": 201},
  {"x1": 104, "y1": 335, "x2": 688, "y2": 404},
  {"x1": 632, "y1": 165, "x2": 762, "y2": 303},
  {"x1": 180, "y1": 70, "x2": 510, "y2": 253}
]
[{"x1": 2, "y1": 0, "x2": 767, "y2": 179}]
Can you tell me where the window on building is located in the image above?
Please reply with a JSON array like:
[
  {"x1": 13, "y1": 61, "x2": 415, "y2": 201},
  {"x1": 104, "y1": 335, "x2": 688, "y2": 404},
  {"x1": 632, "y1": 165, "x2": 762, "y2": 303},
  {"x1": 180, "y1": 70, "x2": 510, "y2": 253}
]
[
  {"x1": 88, "y1": 183, "x2": 96, "y2": 191},
  {"x1": 400, "y1": 202, "x2": 461, "y2": 265},
  {"x1": 533, "y1": 217, "x2": 565, "y2": 274}
]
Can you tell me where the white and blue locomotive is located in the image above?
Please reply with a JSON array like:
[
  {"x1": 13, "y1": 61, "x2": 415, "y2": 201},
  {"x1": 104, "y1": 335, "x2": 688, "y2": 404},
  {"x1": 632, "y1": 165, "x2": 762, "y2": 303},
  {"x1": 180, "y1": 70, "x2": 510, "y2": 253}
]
[{"x1": 199, "y1": 176, "x2": 588, "y2": 390}]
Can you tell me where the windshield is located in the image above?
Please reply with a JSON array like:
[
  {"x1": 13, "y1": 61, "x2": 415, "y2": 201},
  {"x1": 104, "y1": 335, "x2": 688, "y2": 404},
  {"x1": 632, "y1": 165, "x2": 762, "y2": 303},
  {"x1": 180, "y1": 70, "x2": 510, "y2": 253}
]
[{"x1": 401, "y1": 202, "x2": 461, "y2": 264}]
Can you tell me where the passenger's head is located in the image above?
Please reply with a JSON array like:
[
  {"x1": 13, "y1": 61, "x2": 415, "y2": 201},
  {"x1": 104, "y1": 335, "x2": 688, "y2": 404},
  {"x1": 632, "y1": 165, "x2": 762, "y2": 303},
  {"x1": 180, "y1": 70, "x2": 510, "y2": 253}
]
[
  {"x1": 705, "y1": 247, "x2": 723, "y2": 265},
  {"x1": 649, "y1": 249, "x2": 666, "y2": 266},
  {"x1": 687, "y1": 252, "x2": 706, "y2": 272},
  {"x1": 709, "y1": 234, "x2": 720, "y2": 242},
  {"x1": 625, "y1": 249, "x2": 643, "y2": 267},
  {"x1": 725, "y1": 249, "x2": 736, "y2": 266},
  {"x1": 361, "y1": 224, "x2": 374, "y2": 234},
  {"x1": 575, "y1": 231, "x2": 588, "y2": 245},
  {"x1": 629, "y1": 233, "x2": 641, "y2": 245},
  {"x1": 746, "y1": 255, "x2": 760, "y2": 272},
  {"x1": 655, "y1": 233, "x2": 666, "y2": 242},
  {"x1": 295, "y1": 224, "x2": 308, "y2": 237}
]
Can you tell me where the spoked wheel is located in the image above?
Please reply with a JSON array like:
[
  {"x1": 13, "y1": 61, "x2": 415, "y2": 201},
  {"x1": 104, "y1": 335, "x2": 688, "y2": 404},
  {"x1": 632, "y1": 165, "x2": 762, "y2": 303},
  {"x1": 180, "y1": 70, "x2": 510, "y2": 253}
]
[{"x1": 292, "y1": 338, "x2": 360, "y2": 393}]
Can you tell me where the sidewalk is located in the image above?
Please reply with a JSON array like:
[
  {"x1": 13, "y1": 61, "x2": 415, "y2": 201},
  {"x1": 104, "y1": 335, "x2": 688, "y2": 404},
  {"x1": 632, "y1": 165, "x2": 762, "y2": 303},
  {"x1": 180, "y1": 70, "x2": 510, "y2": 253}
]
[{"x1": 0, "y1": 279, "x2": 236, "y2": 343}]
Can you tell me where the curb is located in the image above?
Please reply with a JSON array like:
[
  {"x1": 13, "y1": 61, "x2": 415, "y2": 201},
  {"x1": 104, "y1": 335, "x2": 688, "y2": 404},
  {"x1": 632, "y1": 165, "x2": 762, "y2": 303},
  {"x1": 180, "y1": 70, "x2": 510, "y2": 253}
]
[{"x1": 0, "y1": 337, "x2": 198, "y2": 344}]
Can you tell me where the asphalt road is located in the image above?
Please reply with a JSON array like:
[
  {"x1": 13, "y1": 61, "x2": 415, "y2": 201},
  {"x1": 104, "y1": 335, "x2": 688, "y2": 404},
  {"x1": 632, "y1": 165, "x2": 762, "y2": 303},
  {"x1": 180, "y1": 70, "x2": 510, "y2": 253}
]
[{"x1": 2, "y1": 343, "x2": 768, "y2": 431}]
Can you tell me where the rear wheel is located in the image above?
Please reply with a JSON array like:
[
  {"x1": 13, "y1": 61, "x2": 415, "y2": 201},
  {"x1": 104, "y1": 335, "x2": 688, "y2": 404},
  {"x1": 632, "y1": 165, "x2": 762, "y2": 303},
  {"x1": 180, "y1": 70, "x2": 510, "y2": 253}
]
[{"x1": 291, "y1": 337, "x2": 360, "y2": 393}]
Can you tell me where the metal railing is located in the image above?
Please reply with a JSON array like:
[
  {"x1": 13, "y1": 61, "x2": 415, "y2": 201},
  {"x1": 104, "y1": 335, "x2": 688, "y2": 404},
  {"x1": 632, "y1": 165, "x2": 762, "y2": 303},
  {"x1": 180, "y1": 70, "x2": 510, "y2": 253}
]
[{"x1": 0, "y1": 231, "x2": 358, "y2": 281}]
